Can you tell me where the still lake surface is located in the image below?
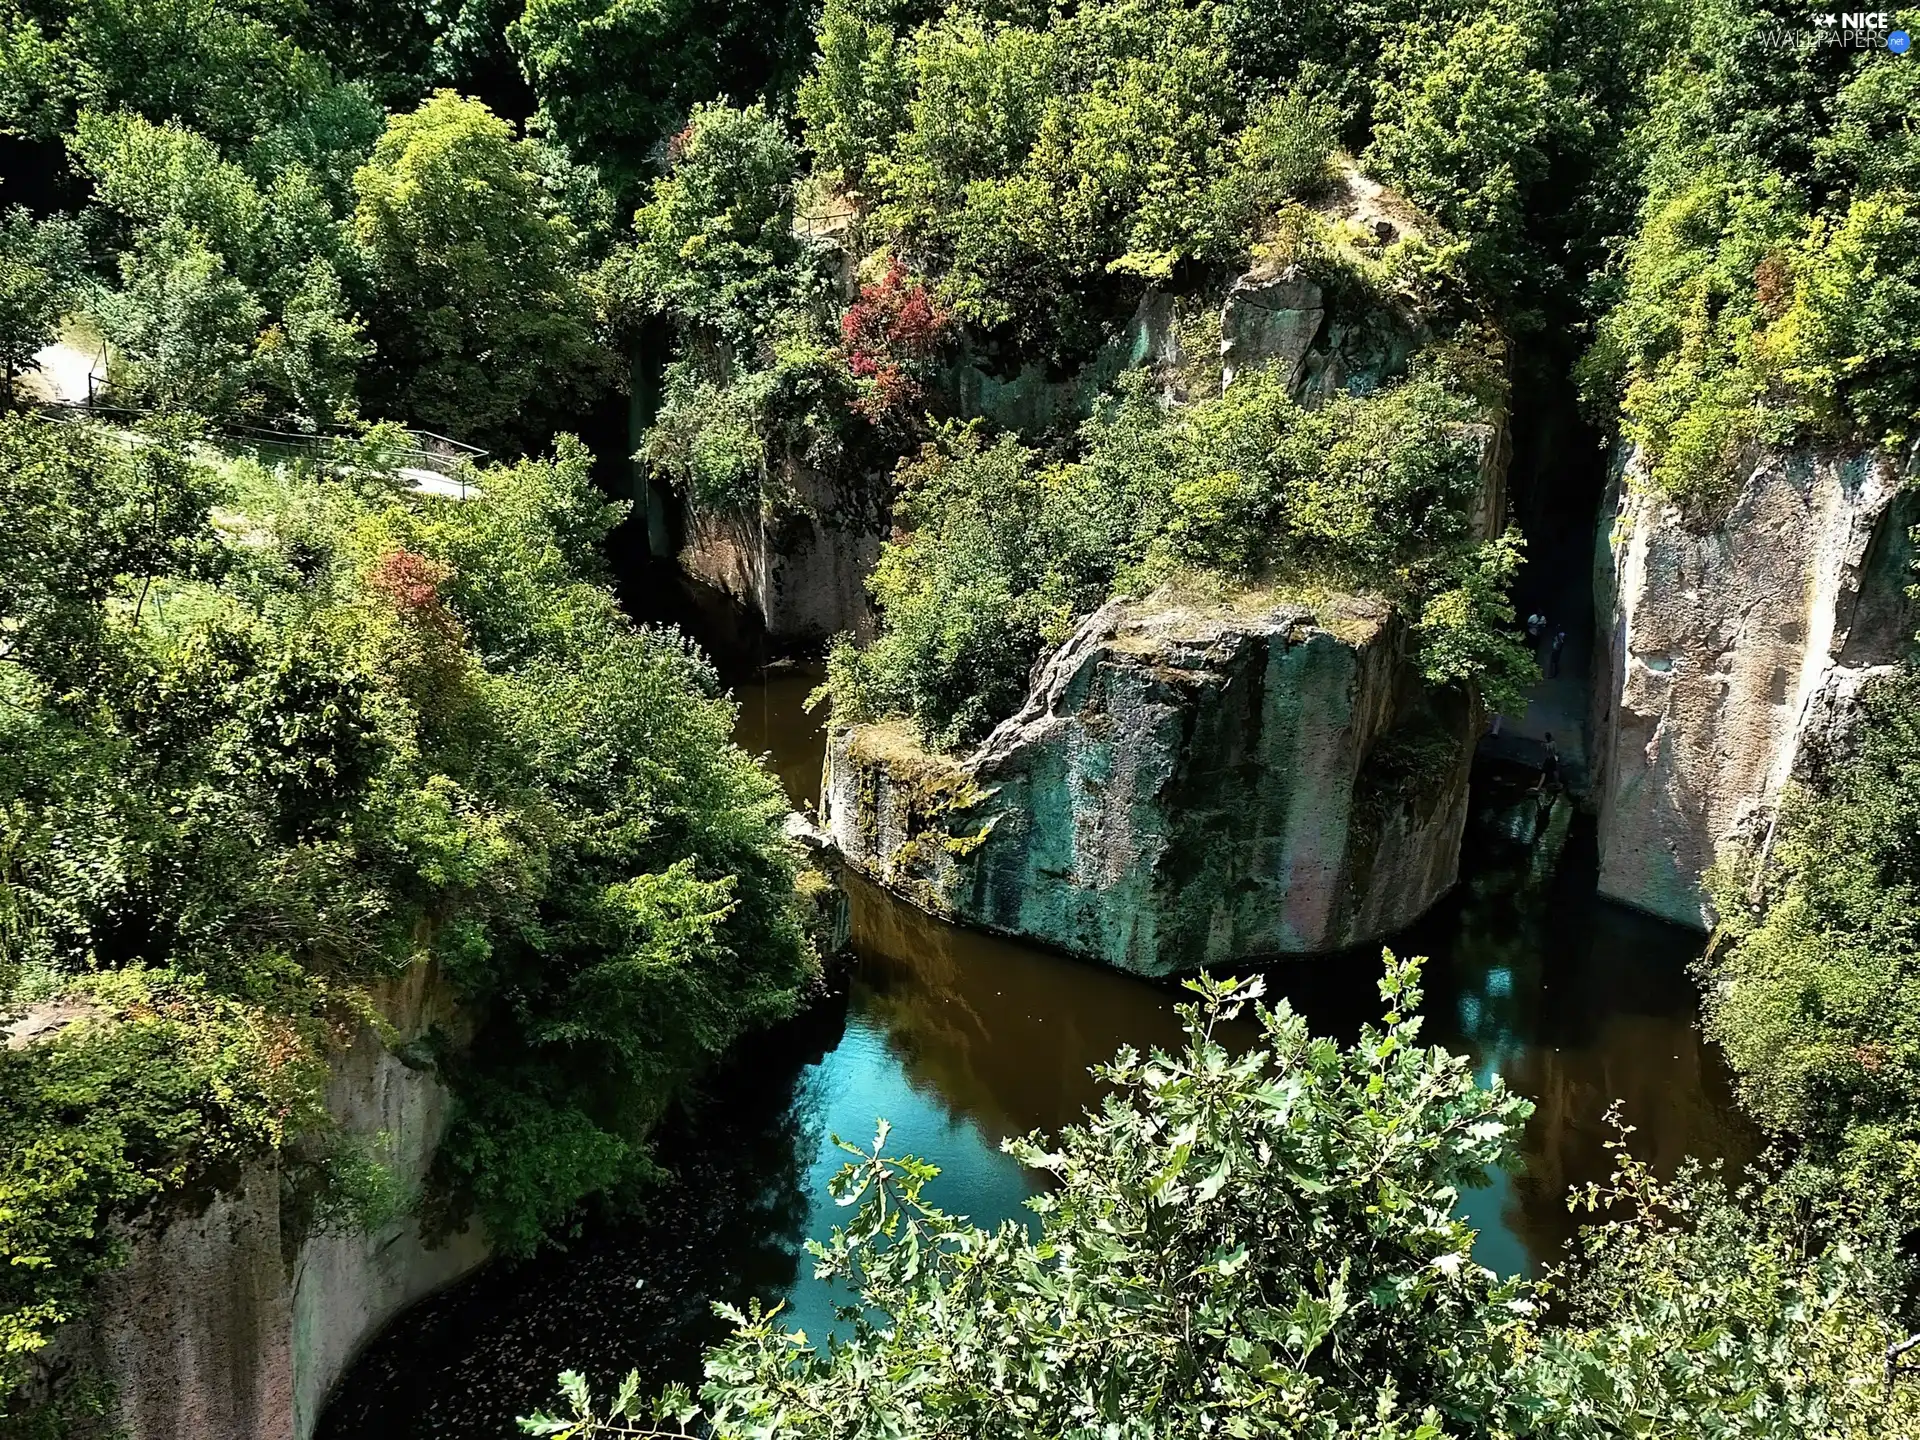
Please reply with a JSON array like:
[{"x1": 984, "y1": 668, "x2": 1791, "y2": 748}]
[{"x1": 320, "y1": 669, "x2": 1755, "y2": 1438}]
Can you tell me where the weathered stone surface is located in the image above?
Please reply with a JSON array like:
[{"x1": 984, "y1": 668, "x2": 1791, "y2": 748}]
[
  {"x1": 288, "y1": 963, "x2": 487, "y2": 1439},
  {"x1": 679, "y1": 457, "x2": 888, "y2": 647},
  {"x1": 1217, "y1": 265, "x2": 1430, "y2": 403},
  {"x1": 40, "y1": 962, "x2": 487, "y2": 1440},
  {"x1": 1590, "y1": 445, "x2": 1919, "y2": 928},
  {"x1": 87, "y1": 1162, "x2": 296, "y2": 1440},
  {"x1": 948, "y1": 290, "x2": 1184, "y2": 433},
  {"x1": 1218, "y1": 164, "x2": 1431, "y2": 402},
  {"x1": 1219, "y1": 272, "x2": 1324, "y2": 393},
  {"x1": 823, "y1": 592, "x2": 1477, "y2": 975}
]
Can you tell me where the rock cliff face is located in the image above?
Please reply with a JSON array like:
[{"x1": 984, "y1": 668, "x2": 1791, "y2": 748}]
[
  {"x1": 679, "y1": 458, "x2": 888, "y2": 648},
  {"x1": 45, "y1": 963, "x2": 486, "y2": 1440},
  {"x1": 1591, "y1": 445, "x2": 1918, "y2": 928},
  {"x1": 823, "y1": 593, "x2": 1477, "y2": 975}
]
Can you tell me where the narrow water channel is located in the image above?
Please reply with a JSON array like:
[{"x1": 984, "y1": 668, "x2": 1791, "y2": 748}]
[{"x1": 320, "y1": 670, "x2": 1756, "y2": 1439}]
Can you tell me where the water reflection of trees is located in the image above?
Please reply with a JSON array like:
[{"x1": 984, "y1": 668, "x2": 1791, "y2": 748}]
[
  {"x1": 845, "y1": 802, "x2": 1759, "y2": 1281},
  {"x1": 1409, "y1": 800, "x2": 1760, "y2": 1273},
  {"x1": 843, "y1": 870, "x2": 1193, "y2": 1144},
  {"x1": 318, "y1": 1003, "x2": 843, "y2": 1440}
]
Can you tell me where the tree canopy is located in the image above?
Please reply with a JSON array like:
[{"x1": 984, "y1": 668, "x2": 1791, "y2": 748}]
[
  {"x1": 351, "y1": 91, "x2": 614, "y2": 448},
  {"x1": 0, "y1": 417, "x2": 817, "y2": 1407}
]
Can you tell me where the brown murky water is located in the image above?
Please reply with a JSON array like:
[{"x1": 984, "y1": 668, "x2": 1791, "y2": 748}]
[{"x1": 322, "y1": 672, "x2": 1756, "y2": 1439}]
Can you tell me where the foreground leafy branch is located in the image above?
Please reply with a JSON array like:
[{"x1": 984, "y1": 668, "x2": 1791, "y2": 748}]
[{"x1": 527, "y1": 952, "x2": 1920, "y2": 1440}]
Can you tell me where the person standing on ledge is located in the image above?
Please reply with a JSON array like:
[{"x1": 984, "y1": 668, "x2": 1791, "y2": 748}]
[{"x1": 1538, "y1": 733, "x2": 1561, "y2": 793}]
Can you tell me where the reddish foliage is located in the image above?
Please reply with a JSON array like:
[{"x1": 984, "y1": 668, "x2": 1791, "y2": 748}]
[
  {"x1": 840, "y1": 260, "x2": 953, "y2": 421},
  {"x1": 666, "y1": 123, "x2": 697, "y2": 167},
  {"x1": 1754, "y1": 252, "x2": 1792, "y2": 319},
  {"x1": 369, "y1": 548, "x2": 449, "y2": 616}
]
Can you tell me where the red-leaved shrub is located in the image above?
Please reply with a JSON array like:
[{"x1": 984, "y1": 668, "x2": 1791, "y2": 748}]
[
  {"x1": 840, "y1": 260, "x2": 952, "y2": 421},
  {"x1": 369, "y1": 548, "x2": 450, "y2": 618}
]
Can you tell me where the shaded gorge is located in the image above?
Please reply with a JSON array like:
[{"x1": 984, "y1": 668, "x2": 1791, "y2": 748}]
[{"x1": 319, "y1": 671, "x2": 1756, "y2": 1439}]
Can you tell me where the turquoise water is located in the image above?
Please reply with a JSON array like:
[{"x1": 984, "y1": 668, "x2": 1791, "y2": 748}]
[{"x1": 320, "y1": 682, "x2": 1755, "y2": 1438}]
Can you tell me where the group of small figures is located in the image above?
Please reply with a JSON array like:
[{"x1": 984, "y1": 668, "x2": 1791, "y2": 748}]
[{"x1": 1524, "y1": 612, "x2": 1566, "y2": 678}]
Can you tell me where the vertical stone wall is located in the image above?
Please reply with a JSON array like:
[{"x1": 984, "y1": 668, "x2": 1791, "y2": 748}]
[
  {"x1": 824, "y1": 593, "x2": 1477, "y2": 975},
  {"x1": 45, "y1": 963, "x2": 488, "y2": 1440},
  {"x1": 679, "y1": 458, "x2": 888, "y2": 648},
  {"x1": 1590, "y1": 445, "x2": 1918, "y2": 928}
]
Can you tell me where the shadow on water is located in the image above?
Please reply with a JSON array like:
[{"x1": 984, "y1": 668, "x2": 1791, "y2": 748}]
[{"x1": 321, "y1": 681, "x2": 1757, "y2": 1439}]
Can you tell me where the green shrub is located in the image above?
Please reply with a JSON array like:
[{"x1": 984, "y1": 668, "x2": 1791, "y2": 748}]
[
  {"x1": 1701, "y1": 671, "x2": 1920, "y2": 1210},
  {"x1": 1585, "y1": 4, "x2": 1920, "y2": 500},
  {"x1": 644, "y1": 314, "x2": 863, "y2": 519},
  {"x1": 830, "y1": 359, "x2": 1529, "y2": 750},
  {"x1": 532, "y1": 958, "x2": 1920, "y2": 1438},
  {"x1": 804, "y1": 0, "x2": 1339, "y2": 360}
]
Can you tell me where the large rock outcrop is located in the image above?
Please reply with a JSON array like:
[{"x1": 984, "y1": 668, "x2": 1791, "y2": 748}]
[
  {"x1": 679, "y1": 459, "x2": 888, "y2": 648},
  {"x1": 33, "y1": 963, "x2": 486, "y2": 1440},
  {"x1": 823, "y1": 593, "x2": 1478, "y2": 975},
  {"x1": 1590, "y1": 444, "x2": 1919, "y2": 928}
]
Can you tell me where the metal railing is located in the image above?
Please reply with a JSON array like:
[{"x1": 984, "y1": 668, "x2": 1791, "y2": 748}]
[{"x1": 25, "y1": 399, "x2": 487, "y2": 489}]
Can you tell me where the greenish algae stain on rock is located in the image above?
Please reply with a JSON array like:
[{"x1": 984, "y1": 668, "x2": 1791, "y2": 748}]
[{"x1": 823, "y1": 592, "x2": 1477, "y2": 976}]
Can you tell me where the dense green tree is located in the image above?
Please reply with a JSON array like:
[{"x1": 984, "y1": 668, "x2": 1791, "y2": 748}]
[
  {"x1": 0, "y1": 207, "x2": 82, "y2": 400},
  {"x1": 0, "y1": 414, "x2": 223, "y2": 693},
  {"x1": 256, "y1": 256, "x2": 373, "y2": 427},
  {"x1": 95, "y1": 220, "x2": 267, "y2": 415},
  {"x1": 351, "y1": 90, "x2": 613, "y2": 447},
  {"x1": 794, "y1": 0, "x2": 914, "y2": 184},
  {"x1": 798, "y1": 0, "x2": 1340, "y2": 360},
  {"x1": 1702, "y1": 673, "x2": 1920, "y2": 1210},
  {"x1": 828, "y1": 362, "x2": 1531, "y2": 749},
  {"x1": 0, "y1": 0, "x2": 67, "y2": 139},
  {"x1": 0, "y1": 416, "x2": 820, "y2": 1403},
  {"x1": 506, "y1": 0, "x2": 814, "y2": 203},
  {"x1": 619, "y1": 100, "x2": 810, "y2": 345},
  {"x1": 1365, "y1": 2, "x2": 1586, "y2": 297},
  {"x1": 72, "y1": 109, "x2": 374, "y2": 426},
  {"x1": 71, "y1": 109, "x2": 275, "y2": 267},
  {"x1": 3, "y1": 0, "x2": 346, "y2": 146}
]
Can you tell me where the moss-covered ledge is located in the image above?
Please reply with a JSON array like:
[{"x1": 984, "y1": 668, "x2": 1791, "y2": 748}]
[{"x1": 823, "y1": 590, "x2": 1477, "y2": 976}]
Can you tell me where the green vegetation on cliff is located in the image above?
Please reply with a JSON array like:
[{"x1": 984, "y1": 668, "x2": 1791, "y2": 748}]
[
  {"x1": 8, "y1": 0, "x2": 1920, "y2": 1430},
  {"x1": 0, "y1": 416, "x2": 815, "y2": 1416},
  {"x1": 1584, "y1": 0, "x2": 1920, "y2": 502},
  {"x1": 1703, "y1": 672, "x2": 1920, "y2": 1212},
  {"x1": 602, "y1": 0, "x2": 1546, "y2": 753},
  {"x1": 826, "y1": 363, "x2": 1529, "y2": 749}
]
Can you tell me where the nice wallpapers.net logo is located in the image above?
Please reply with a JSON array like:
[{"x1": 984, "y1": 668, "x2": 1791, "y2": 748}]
[{"x1": 1762, "y1": 10, "x2": 1914, "y2": 49}]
